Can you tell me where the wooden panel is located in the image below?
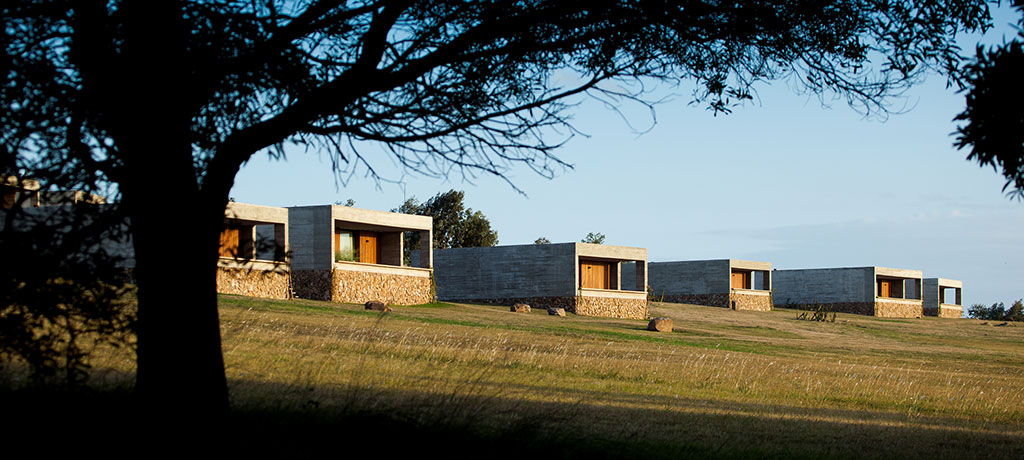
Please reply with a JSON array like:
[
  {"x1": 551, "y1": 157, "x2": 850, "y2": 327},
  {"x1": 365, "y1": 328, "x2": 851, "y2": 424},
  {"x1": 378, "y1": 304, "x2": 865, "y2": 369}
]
[
  {"x1": 580, "y1": 261, "x2": 610, "y2": 289},
  {"x1": 878, "y1": 280, "x2": 891, "y2": 298},
  {"x1": 219, "y1": 226, "x2": 238, "y2": 258},
  {"x1": 359, "y1": 231, "x2": 380, "y2": 264},
  {"x1": 731, "y1": 271, "x2": 749, "y2": 289}
]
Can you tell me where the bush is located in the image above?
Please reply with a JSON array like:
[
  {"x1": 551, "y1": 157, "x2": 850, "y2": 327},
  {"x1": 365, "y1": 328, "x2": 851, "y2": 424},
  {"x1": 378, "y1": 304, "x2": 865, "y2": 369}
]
[{"x1": 0, "y1": 204, "x2": 135, "y2": 387}]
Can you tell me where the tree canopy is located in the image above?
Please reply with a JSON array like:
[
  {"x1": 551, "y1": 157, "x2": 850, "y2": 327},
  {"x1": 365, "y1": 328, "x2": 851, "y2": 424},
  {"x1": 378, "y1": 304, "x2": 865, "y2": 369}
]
[
  {"x1": 395, "y1": 189, "x2": 499, "y2": 249},
  {"x1": 1, "y1": 0, "x2": 996, "y2": 414},
  {"x1": 581, "y1": 232, "x2": 606, "y2": 245},
  {"x1": 955, "y1": 2, "x2": 1024, "y2": 199}
]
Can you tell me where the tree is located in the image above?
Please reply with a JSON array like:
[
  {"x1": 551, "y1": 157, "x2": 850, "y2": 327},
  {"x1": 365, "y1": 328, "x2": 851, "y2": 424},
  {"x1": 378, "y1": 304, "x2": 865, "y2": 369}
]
[
  {"x1": 3, "y1": 0, "x2": 994, "y2": 415},
  {"x1": 955, "y1": 3, "x2": 1024, "y2": 199},
  {"x1": 534, "y1": 237, "x2": 551, "y2": 245},
  {"x1": 395, "y1": 190, "x2": 498, "y2": 258},
  {"x1": 581, "y1": 232, "x2": 606, "y2": 245}
]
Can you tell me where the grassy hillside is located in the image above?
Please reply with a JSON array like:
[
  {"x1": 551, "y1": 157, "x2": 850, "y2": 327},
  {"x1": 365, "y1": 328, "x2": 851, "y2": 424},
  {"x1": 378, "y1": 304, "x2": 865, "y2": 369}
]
[{"x1": 6, "y1": 296, "x2": 1023, "y2": 458}]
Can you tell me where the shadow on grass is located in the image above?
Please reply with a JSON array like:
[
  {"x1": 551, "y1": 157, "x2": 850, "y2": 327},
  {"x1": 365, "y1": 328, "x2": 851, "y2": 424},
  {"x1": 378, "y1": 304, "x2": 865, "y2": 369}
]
[{"x1": 4, "y1": 379, "x2": 1021, "y2": 460}]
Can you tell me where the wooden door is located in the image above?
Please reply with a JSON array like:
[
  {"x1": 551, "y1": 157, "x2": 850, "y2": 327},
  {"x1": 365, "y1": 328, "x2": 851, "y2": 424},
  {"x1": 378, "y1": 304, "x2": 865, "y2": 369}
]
[
  {"x1": 878, "y1": 280, "x2": 891, "y2": 298},
  {"x1": 219, "y1": 226, "x2": 238, "y2": 258},
  {"x1": 731, "y1": 271, "x2": 749, "y2": 289},
  {"x1": 580, "y1": 261, "x2": 610, "y2": 289},
  {"x1": 359, "y1": 231, "x2": 380, "y2": 264}
]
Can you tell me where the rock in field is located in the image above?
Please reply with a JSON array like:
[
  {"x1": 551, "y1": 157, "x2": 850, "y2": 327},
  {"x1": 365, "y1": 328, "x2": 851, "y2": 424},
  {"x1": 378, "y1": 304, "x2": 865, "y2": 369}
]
[
  {"x1": 365, "y1": 301, "x2": 392, "y2": 312},
  {"x1": 510, "y1": 303, "x2": 531, "y2": 313},
  {"x1": 547, "y1": 307, "x2": 566, "y2": 317},
  {"x1": 647, "y1": 317, "x2": 673, "y2": 332}
]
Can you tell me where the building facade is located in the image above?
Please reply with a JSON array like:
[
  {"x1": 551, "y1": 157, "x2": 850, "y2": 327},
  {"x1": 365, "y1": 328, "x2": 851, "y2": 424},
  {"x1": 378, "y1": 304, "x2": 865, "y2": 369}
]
[
  {"x1": 647, "y1": 259, "x2": 773, "y2": 311},
  {"x1": 773, "y1": 266, "x2": 924, "y2": 318}
]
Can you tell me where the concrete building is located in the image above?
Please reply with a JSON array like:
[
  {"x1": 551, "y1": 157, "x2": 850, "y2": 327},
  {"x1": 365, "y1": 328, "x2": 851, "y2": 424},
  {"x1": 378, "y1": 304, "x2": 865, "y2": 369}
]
[
  {"x1": 923, "y1": 278, "x2": 963, "y2": 318},
  {"x1": 646, "y1": 259, "x2": 773, "y2": 311},
  {"x1": 773, "y1": 266, "x2": 924, "y2": 318},
  {"x1": 288, "y1": 204, "x2": 433, "y2": 306},
  {"x1": 433, "y1": 242, "x2": 648, "y2": 319},
  {"x1": 2, "y1": 175, "x2": 106, "y2": 209},
  {"x1": 217, "y1": 202, "x2": 291, "y2": 300}
]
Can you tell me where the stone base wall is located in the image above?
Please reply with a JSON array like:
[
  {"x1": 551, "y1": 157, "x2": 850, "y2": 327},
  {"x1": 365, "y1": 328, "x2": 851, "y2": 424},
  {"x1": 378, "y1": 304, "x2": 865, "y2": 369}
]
[
  {"x1": 332, "y1": 269, "x2": 432, "y2": 306},
  {"x1": 939, "y1": 305, "x2": 963, "y2": 318},
  {"x1": 926, "y1": 305, "x2": 964, "y2": 318},
  {"x1": 575, "y1": 295, "x2": 647, "y2": 320},
  {"x1": 443, "y1": 295, "x2": 647, "y2": 320},
  {"x1": 216, "y1": 267, "x2": 291, "y2": 300},
  {"x1": 293, "y1": 268, "x2": 432, "y2": 305},
  {"x1": 874, "y1": 301, "x2": 923, "y2": 318},
  {"x1": 292, "y1": 269, "x2": 334, "y2": 301},
  {"x1": 446, "y1": 296, "x2": 577, "y2": 310},
  {"x1": 660, "y1": 293, "x2": 730, "y2": 308},
  {"x1": 731, "y1": 292, "x2": 773, "y2": 311}
]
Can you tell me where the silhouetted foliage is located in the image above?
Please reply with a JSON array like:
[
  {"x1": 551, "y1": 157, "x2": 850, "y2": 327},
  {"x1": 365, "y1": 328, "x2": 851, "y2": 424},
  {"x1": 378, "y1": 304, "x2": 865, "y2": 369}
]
[
  {"x1": 581, "y1": 232, "x2": 606, "y2": 245},
  {"x1": 955, "y1": 2, "x2": 1024, "y2": 199},
  {"x1": 395, "y1": 190, "x2": 498, "y2": 263},
  {"x1": 0, "y1": 203, "x2": 135, "y2": 388},
  {"x1": 2, "y1": 0, "x2": 994, "y2": 411},
  {"x1": 534, "y1": 237, "x2": 551, "y2": 245},
  {"x1": 968, "y1": 299, "x2": 1024, "y2": 321}
]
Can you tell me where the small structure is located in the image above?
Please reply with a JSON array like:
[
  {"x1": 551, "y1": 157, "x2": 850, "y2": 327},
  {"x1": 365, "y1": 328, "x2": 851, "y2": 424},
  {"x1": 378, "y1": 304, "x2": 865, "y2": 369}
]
[
  {"x1": 646, "y1": 259, "x2": 773, "y2": 311},
  {"x1": 773, "y1": 266, "x2": 924, "y2": 318},
  {"x1": 923, "y1": 278, "x2": 963, "y2": 318},
  {"x1": 433, "y1": 242, "x2": 648, "y2": 319},
  {"x1": 288, "y1": 204, "x2": 433, "y2": 306},
  {"x1": 217, "y1": 202, "x2": 291, "y2": 300},
  {"x1": 2, "y1": 175, "x2": 106, "y2": 209}
]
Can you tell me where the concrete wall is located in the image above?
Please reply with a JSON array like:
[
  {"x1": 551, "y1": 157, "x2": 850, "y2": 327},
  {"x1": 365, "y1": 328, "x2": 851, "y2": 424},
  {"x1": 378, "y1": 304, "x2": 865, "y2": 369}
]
[
  {"x1": 434, "y1": 243, "x2": 578, "y2": 300},
  {"x1": 288, "y1": 206, "x2": 334, "y2": 270},
  {"x1": 773, "y1": 267, "x2": 875, "y2": 305},
  {"x1": 924, "y1": 277, "x2": 963, "y2": 318},
  {"x1": 648, "y1": 260, "x2": 732, "y2": 295}
]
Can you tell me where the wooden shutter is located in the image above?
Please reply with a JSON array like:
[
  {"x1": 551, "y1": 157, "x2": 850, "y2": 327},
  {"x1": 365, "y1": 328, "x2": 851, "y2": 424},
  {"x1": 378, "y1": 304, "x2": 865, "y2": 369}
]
[
  {"x1": 580, "y1": 261, "x2": 610, "y2": 289},
  {"x1": 878, "y1": 280, "x2": 891, "y2": 298},
  {"x1": 219, "y1": 226, "x2": 239, "y2": 258},
  {"x1": 359, "y1": 231, "x2": 380, "y2": 264},
  {"x1": 731, "y1": 271, "x2": 749, "y2": 289}
]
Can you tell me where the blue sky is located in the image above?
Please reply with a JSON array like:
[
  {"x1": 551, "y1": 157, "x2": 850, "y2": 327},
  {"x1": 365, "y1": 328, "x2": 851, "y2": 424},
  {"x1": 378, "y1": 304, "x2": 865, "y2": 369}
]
[{"x1": 231, "y1": 7, "x2": 1024, "y2": 308}]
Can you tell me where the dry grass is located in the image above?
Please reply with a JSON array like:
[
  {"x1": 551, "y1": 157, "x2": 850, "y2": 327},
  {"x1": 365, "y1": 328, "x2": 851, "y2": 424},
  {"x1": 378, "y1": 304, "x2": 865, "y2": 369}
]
[
  {"x1": 13, "y1": 296, "x2": 1023, "y2": 458},
  {"x1": 207, "y1": 296, "x2": 1024, "y2": 458}
]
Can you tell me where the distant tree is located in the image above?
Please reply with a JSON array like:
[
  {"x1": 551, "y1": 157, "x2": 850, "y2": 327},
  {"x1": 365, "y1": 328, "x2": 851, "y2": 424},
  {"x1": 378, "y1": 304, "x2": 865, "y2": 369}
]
[
  {"x1": 966, "y1": 300, "x2": 1024, "y2": 321},
  {"x1": 395, "y1": 190, "x2": 498, "y2": 262},
  {"x1": 534, "y1": 237, "x2": 551, "y2": 245},
  {"x1": 335, "y1": 199, "x2": 356, "y2": 207},
  {"x1": 955, "y1": 3, "x2": 1024, "y2": 199},
  {"x1": 581, "y1": 232, "x2": 606, "y2": 245},
  {"x1": 3, "y1": 0, "x2": 994, "y2": 416}
]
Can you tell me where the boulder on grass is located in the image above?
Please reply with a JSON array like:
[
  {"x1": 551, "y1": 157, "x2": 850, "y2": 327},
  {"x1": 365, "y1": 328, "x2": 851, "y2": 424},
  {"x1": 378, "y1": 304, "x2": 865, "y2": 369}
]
[
  {"x1": 547, "y1": 307, "x2": 566, "y2": 317},
  {"x1": 365, "y1": 301, "x2": 392, "y2": 312},
  {"x1": 647, "y1": 317, "x2": 673, "y2": 332},
  {"x1": 510, "y1": 303, "x2": 531, "y2": 313}
]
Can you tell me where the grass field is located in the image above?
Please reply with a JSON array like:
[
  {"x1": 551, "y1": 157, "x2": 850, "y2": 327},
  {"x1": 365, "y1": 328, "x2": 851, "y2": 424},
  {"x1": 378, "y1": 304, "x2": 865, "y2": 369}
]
[{"x1": 6, "y1": 296, "x2": 1024, "y2": 458}]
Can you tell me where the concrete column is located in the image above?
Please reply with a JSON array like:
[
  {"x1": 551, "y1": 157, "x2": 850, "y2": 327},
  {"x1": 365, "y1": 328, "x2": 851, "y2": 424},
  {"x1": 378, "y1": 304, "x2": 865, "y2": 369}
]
[
  {"x1": 274, "y1": 223, "x2": 287, "y2": 262},
  {"x1": 238, "y1": 224, "x2": 255, "y2": 260},
  {"x1": 380, "y1": 231, "x2": 403, "y2": 266},
  {"x1": 419, "y1": 229, "x2": 432, "y2": 268},
  {"x1": 635, "y1": 260, "x2": 647, "y2": 294}
]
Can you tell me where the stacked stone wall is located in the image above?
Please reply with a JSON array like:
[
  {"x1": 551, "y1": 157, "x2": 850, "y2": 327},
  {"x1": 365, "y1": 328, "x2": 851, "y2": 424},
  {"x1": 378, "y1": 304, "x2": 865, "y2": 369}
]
[
  {"x1": 923, "y1": 306, "x2": 939, "y2": 317},
  {"x1": 874, "y1": 301, "x2": 923, "y2": 318},
  {"x1": 660, "y1": 293, "x2": 730, "y2": 308},
  {"x1": 444, "y1": 295, "x2": 647, "y2": 320},
  {"x1": 332, "y1": 269, "x2": 432, "y2": 306},
  {"x1": 938, "y1": 305, "x2": 963, "y2": 318},
  {"x1": 446, "y1": 296, "x2": 577, "y2": 310},
  {"x1": 574, "y1": 295, "x2": 647, "y2": 320},
  {"x1": 730, "y1": 292, "x2": 773, "y2": 311},
  {"x1": 292, "y1": 269, "x2": 334, "y2": 301},
  {"x1": 216, "y1": 267, "x2": 291, "y2": 300}
]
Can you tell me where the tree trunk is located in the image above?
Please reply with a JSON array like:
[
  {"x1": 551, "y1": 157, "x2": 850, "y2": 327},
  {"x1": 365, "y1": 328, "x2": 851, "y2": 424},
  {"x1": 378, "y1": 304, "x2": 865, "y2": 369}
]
[
  {"x1": 128, "y1": 196, "x2": 229, "y2": 416},
  {"x1": 112, "y1": 1, "x2": 230, "y2": 416}
]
